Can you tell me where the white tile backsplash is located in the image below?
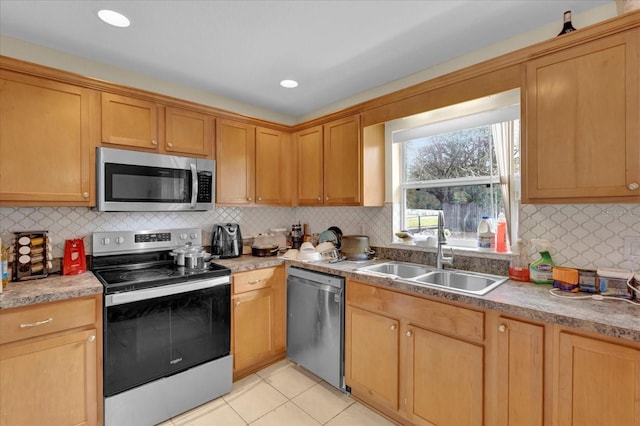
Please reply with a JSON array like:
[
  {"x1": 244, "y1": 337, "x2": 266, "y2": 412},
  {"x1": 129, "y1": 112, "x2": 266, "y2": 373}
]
[{"x1": 1, "y1": 203, "x2": 638, "y2": 270}]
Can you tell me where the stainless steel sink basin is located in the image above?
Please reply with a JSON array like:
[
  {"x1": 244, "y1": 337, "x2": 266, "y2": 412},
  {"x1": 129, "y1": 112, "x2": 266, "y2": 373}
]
[
  {"x1": 412, "y1": 270, "x2": 508, "y2": 295},
  {"x1": 357, "y1": 262, "x2": 434, "y2": 279},
  {"x1": 357, "y1": 261, "x2": 507, "y2": 296}
]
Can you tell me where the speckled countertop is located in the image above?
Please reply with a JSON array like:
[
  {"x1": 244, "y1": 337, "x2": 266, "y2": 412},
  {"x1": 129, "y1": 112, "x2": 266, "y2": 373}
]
[
  {"x1": 216, "y1": 255, "x2": 640, "y2": 343},
  {"x1": 0, "y1": 272, "x2": 103, "y2": 309}
]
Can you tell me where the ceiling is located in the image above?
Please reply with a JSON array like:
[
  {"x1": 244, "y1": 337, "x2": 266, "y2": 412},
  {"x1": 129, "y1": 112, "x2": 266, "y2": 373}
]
[{"x1": 0, "y1": 0, "x2": 610, "y2": 120}]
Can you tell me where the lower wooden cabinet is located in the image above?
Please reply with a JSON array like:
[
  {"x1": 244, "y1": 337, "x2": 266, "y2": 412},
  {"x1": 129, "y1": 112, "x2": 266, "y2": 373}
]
[
  {"x1": 345, "y1": 279, "x2": 485, "y2": 425},
  {"x1": 556, "y1": 331, "x2": 640, "y2": 426},
  {"x1": 494, "y1": 316, "x2": 545, "y2": 426},
  {"x1": 231, "y1": 266, "x2": 286, "y2": 379},
  {"x1": 0, "y1": 295, "x2": 102, "y2": 426}
]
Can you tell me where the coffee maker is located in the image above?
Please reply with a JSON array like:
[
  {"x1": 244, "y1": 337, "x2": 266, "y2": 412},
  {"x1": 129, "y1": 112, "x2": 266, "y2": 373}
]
[{"x1": 211, "y1": 223, "x2": 242, "y2": 258}]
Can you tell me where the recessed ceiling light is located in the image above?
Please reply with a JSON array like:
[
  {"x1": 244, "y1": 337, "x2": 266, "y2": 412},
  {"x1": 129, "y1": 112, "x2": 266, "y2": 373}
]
[
  {"x1": 280, "y1": 79, "x2": 298, "y2": 89},
  {"x1": 98, "y1": 9, "x2": 131, "y2": 28}
]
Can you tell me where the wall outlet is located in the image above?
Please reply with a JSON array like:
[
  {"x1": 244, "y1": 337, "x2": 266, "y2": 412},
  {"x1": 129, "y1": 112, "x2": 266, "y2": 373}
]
[{"x1": 624, "y1": 236, "x2": 640, "y2": 260}]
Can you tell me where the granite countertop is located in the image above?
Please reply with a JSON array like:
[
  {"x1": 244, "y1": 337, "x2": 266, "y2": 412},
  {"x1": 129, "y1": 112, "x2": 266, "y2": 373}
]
[
  {"x1": 0, "y1": 272, "x2": 103, "y2": 310},
  {"x1": 216, "y1": 255, "x2": 640, "y2": 343}
]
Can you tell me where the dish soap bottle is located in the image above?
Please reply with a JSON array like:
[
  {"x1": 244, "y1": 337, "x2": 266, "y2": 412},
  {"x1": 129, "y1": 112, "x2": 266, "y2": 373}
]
[
  {"x1": 530, "y1": 239, "x2": 555, "y2": 284},
  {"x1": 509, "y1": 239, "x2": 530, "y2": 282},
  {"x1": 495, "y1": 212, "x2": 507, "y2": 253},
  {"x1": 477, "y1": 216, "x2": 494, "y2": 250}
]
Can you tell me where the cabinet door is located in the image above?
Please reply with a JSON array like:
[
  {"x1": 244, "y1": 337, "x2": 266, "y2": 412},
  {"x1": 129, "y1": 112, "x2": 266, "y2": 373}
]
[
  {"x1": 0, "y1": 329, "x2": 98, "y2": 426},
  {"x1": 409, "y1": 327, "x2": 483, "y2": 426},
  {"x1": 0, "y1": 71, "x2": 95, "y2": 206},
  {"x1": 345, "y1": 305, "x2": 400, "y2": 412},
  {"x1": 232, "y1": 287, "x2": 275, "y2": 373},
  {"x1": 101, "y1": 92, "x2": 159, "y2": 150},
  {"x1": 296, "y1": 125, "x2": 324, "y2": 205},
  {"x1": 323, "y1": 115, "x2": 361, "y2": 205},
  {"x1": 255, "y1": 127, "x2": 287, "y2": 205},
  {"x1": 216, "y1": 119, "x2": 255, "y2": 204},
  {"x1": 557, "y1": 332, "x2": 640, "y2": 425},
  {"x1": 165, "y1": 106, "x2": 214, "y2": 157},
  {"x1": 524, "y1": 29, "x2": 640, "y2": 202},
  {"x1": 496, "y1": 317, "x2": 544, "y2": 426}
]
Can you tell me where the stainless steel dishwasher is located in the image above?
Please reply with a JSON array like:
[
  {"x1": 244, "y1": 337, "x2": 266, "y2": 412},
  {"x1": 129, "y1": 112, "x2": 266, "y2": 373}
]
[{"x1": 286, "y1": 266, "x2": 346, "y2": 391}]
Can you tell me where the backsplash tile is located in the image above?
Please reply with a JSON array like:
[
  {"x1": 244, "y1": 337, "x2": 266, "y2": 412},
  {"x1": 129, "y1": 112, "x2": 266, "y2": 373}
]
[{"x1": 1, "y1": 203, "x2": 638, "y2": 271}]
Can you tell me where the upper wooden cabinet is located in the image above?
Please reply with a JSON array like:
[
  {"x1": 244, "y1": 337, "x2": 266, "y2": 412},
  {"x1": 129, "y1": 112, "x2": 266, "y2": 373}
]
[
  {"x1": 216, "y1": 119, "x2": 291, "y2": 206},
  {"x1": 0, "y1": 70, "x2": 97, "y2": 207},
  {"x1": 164, "y1": 106, "x2": 214, "y2": 156},
  {"x1": 296, "y1": 115, "x2": 383, "y2": 206},
  {"x1": 101, "y1": 93, "x2": 214, "y2": 158},
  {"x1": 216, "y1": 119, "x2": 255, "y2": 205},
  {"x1": 523, "y1": 28, "x2": 640, "y2": 203}
]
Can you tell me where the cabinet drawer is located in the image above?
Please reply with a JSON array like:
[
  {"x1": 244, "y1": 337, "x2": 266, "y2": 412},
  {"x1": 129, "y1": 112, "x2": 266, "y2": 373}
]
[
  {"x1": 233, "y1": 267, "x2": 277, "y2": 294},
  {"x1": 347, "y1": 280, "x2": 484, "y2": 342},
  {"x1": 0, "y1": 297, "x2": 97, "y2": 345}
]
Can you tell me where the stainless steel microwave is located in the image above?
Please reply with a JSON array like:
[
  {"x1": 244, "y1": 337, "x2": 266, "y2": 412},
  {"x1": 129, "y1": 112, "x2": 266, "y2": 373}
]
[{"x1": 96, "y1": 147, "x2": 215, "y2": 212}]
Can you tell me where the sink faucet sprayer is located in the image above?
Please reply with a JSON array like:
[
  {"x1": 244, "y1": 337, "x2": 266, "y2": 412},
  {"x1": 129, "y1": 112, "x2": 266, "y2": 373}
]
[{"x1": 436, "y1": 211, "x2": 454, "y2": 269}]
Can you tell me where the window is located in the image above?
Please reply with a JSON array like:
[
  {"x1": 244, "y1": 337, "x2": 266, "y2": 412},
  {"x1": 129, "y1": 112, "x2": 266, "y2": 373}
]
[{"x1": 390, "y1": 91, "x2": 520, "y2": 249}]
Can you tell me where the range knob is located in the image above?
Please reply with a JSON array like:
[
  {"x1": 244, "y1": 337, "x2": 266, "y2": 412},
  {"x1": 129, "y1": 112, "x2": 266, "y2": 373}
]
[
  {"x1": 116, "y1": 236, "x2": 125, "y2": 244},
  {"x1": 180, "y1": 233, "x2": 188, "y2": 240},
  {"x1": 190, "y1": 233, "x2": 197, "y2": 239},
  {"x1": 101, "y1": 237, "x2": 110, "y2": 245}
]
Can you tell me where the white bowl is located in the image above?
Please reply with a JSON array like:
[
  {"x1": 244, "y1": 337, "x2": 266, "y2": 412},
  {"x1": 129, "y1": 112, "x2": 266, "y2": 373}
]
[
  {"x1": 297, "y1": 251, "x2": 322, "y2": 262},
  {"x1": 299, "y1": 242, "x2": 316, "y2": 252}
]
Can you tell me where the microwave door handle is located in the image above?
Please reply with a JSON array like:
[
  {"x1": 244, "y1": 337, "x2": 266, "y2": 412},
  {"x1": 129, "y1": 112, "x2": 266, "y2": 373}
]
[{"x1": 190, "y1": 163, "x2": 198, "y2": 208}]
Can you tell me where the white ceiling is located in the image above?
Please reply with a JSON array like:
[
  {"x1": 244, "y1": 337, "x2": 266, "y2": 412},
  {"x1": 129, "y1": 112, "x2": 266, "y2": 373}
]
[{"x1": 0, "y1": 0, "x2": 610, "y2": 120}]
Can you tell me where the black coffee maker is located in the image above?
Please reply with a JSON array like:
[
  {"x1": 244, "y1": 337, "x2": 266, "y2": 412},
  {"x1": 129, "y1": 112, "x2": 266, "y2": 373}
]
[{"x1": 211, "y1": 223, "x2": 242, "y2": 258}]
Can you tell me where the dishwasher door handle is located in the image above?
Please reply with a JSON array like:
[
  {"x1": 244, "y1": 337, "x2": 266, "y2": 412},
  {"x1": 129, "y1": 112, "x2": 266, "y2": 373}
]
[{"x1": 287, "y1": 276, "x2": 343, "y2": 295}]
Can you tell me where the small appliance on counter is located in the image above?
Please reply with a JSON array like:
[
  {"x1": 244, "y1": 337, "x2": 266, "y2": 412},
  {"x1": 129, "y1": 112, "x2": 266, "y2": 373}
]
[
  {"x1": 211, "y1": 223, "x2": 242, "y2": 258},
  {"x1": 63, "y1": 238, "x2": 87, "y2": 275}
]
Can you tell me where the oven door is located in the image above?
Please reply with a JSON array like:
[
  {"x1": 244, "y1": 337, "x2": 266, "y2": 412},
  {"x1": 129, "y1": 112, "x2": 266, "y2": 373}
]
[{"x1": 103, "y1": 277, "x2": 230, "y2": 397}]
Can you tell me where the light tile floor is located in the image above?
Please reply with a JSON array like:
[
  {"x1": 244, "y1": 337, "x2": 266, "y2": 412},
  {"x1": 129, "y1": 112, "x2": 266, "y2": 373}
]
[{"x1": 158, "y1": 360, "x2": 396, "y2": 426}]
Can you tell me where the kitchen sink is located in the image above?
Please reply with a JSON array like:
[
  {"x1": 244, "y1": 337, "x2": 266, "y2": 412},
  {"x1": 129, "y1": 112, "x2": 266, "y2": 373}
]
[
  {"x1": 413, "y1": 270, "x2": 508, "y2": 295},
  {"x1": 357, "y1": 262, "x2": 434, "y2": 279},
  {"x1": 357, "y1": 262, "x2": 507, "y2": 296}
]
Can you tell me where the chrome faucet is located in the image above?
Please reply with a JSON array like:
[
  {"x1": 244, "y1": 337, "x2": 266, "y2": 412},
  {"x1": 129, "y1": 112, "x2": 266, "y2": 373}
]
[{"x1": 436, "y1": 211, "x2": 454, "y2": 269}]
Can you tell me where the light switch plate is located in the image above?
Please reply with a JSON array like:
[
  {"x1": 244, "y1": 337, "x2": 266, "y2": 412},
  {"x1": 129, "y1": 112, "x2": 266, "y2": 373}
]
[{"x1": 624, "y1": 236, "x2": 640, "y2": 260}]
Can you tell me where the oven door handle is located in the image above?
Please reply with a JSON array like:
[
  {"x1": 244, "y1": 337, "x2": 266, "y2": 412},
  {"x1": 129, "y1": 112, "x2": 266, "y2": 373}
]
[{"x1": 105, "y1": 276, "x2": 230, "y2": 307}]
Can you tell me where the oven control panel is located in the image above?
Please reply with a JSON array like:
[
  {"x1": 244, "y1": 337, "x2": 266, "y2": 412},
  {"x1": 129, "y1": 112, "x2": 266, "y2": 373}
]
[{"x1": 92, "y1": 228, "x2": 202, "y2": 255}]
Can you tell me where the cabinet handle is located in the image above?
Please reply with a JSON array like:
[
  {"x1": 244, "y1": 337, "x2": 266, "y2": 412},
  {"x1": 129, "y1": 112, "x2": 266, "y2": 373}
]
[
  {"x1": 88, "y1": 335, "x2": 96, "y2": 342},
  {"x1": 257, "y1": 197, "x2": 262, "y2": 201},
  {"x1": 247, "y1": 197, "x2": 252, "y2": 201},
  {"x1": 151, "y1": 140, "x2": 158, "y2": 146},
  {"x1": 20, "y1": 317, "x2": 53, "y2": 328},
  {"x1": 235, "y1": 301, "x2": 241, "y2": 307},
  {"x1": 82, "y1": 192, "x2": 90, "y2": 199},
  {"x1": 390, "y1": 324, "x2": 396, "y2": 331},
  {"x1": 406, "y1": 330, "x2": 413, "y2": 337},
  {"x1": 317, "y1": 196, "x2": 322, "y2": 201},
  {"x1": 628, "y1": 182, "x2": 639, "y2": 191},
  {"x1": 248, "y1": 279, "x2": 265, "y2": 285},
  {"x1": 498, "y1": 324, "x2": 507, "y2": 333},
  {"x1": 326, "y1": 196, "x2": 330, "y2": 201},
  {"x1": 167, "y1": 142, "x2": 174, "y2": 148}
]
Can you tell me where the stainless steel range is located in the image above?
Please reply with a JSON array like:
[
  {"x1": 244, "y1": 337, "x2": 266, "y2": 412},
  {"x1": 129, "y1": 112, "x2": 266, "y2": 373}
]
[{"x1": 92, "y1": 228, "x2": 232, "y2": 426}]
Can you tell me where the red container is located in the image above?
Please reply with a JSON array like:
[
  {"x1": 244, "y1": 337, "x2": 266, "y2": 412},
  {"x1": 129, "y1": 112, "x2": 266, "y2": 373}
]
[{"x1": 63, "y1": 239, "x2": 86, "y2": 275}]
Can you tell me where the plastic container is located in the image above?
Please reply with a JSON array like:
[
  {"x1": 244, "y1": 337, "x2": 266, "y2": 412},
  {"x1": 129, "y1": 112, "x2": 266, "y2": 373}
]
[
  {"x1": 552, "y1": 267, "x2": 579, "y2": 292},
  {"x1": 477, "y1": 216, "x2": 494, "y2": 250},
  {"x1": 597, "y1": 267, "x2": 633, "y2": 298},
  {"x1": 495, "y1": 212, "x2": 507, "y2": 253},
  {"x1": 0, "y1": 238, "x2": 7, "y2": 291},
  {"x1": 509, "y1": 239, "x2": 530, "y2": 282},
  {"x1": 530, "y1": 239, "x2": 555, "y2": 284}
]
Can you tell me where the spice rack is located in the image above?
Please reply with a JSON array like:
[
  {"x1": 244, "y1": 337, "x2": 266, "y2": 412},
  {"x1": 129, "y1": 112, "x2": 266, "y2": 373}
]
[{"x1": 11, "y1": 231, "x2": 50, "y2": 281}]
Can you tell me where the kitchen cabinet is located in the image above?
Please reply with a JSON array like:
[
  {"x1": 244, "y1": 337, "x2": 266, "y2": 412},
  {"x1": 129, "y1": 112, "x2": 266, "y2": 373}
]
[
  {"x1": 555, "y1": 331, "x2": 640, "y2": 425},
  {"x1": 0, "y1": 70, "x2": 97, "y2": 207},
  {"x1": 523, "y1": 28, "x2": 640, "y2": 203},
  {"x1": 216, "y1": 119, "x2": 291, "y2": 206},
  {"x1": 231, "y1": 266, "x2": 286, "y2": 380},
  {"x1": 296, "y1": 115, "x2": 364, "y2": 206},
  {"x1": 345, "y1": 279, "x2": 485, "y2": 425},
  {"x1": 0, "y1": 295, "x2": 102, "y2": 426},
  {"x1": 494, "y1": 316, "x2": 545, "y2": 426},
  {"x1": 102, "y1": 93, "x2": 214, "y2": 157},
  {"x1": 216, "y1": 119, "x2": 255, "y2": 205}
]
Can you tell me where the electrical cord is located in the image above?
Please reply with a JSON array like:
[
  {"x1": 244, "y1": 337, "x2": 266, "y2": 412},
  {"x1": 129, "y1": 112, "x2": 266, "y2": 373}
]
[{"x1": 548, "y1": 271, "x2": 640, "y2": 306}]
